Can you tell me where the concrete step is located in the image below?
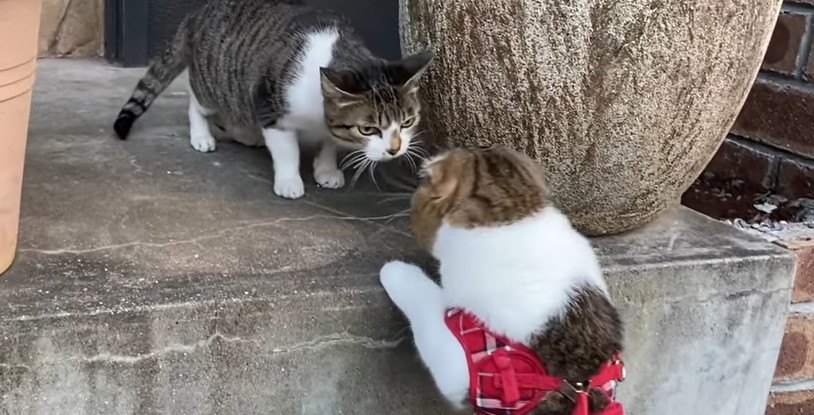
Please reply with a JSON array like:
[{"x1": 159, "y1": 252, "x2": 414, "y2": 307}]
[{"x1": 0, "y1": 60, "x2": 797, "y2": 415}]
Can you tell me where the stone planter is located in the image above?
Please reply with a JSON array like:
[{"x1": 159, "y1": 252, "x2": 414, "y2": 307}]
[
  {"x1": 0, "y1": 0, "x2": 42, "y2": 274},
  {"x1": 400, "y1": 0, "x2": 783, "y2": 235}
]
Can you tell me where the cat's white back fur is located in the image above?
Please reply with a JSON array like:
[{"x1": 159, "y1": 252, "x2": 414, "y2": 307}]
[
  {"x1": 380, "y1": 206, "x2": 607, "y2": 407},
  {"x1": 277, "y1": 28, "x2": 339, "y2": 137},
  {"x1": 436, "y1": 206, "x2": 607, "y2": 342}
]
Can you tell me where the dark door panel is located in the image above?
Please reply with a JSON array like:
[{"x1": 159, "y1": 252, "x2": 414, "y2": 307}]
[{"x1": 106, "y1": 0, "x2": 400, "y2": 66}]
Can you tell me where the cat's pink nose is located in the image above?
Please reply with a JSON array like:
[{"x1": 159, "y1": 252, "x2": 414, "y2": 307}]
[{"x1": 389, "y1": 134, "x2": 402, "y2": 154}]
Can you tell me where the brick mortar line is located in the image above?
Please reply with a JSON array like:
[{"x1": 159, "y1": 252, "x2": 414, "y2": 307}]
[
  {"x1": 771, "y1": 378, "x2": 814, "y2": 393},
  {"x1": 726, "y1": 134, "x2": 814, "y2": 167},
  {"x1": 796, "y1": 9, "x2": 814, "y2": 78},
  {"x1": 789, "y1": 302, "x2": 814, "y2": 313},
  {"x1": 757, "y1": 70, "x2": 814, "y2": 91},
  {"x1": 770, "y1": 153, "x2": 782, "y2": 190},
  {"x1": 783, "y1": 2, "x2": 814, "y2": 14}
]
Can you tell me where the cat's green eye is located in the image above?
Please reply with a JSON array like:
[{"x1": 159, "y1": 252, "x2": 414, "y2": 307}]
[
  {"x1": 401, "y1": 118, "x2": 417, "y2": 129},
  {"x1": 357, "y1": 125, "x2": 380, "y2": 136}
]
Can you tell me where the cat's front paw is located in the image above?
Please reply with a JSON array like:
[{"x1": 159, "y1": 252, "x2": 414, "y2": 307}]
[
  {"x1": 381, "y1": 261, "x2": 441, "y2": 316},
  {"x1": 380, "y1": 261, "x2": 422, "y2": 297},
  {"x1": 190, "y1": 132, "x2": 217, "y2": 152},
  {"x1": 273, "y1": 175, "x2": 305, "y2": 199},
  {"x1": 314, "y1": 168, "x2": 345, "y2": 189}
]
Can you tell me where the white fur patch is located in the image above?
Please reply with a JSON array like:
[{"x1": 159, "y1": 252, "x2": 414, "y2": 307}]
[
  {"x1": 277, "y1": 28, "x2": 339, "y2": 137},
  {"x1": 435, "y1": 206, "x2": 608, "y2": 343}
]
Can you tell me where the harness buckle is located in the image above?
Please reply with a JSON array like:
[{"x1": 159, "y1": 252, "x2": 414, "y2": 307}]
[
  {"x1": 558, "y1": 380, "x2": 587, "y2": 404},
  {"x1": 614, "y1": 358, "x2": 626, "y2": 383}
]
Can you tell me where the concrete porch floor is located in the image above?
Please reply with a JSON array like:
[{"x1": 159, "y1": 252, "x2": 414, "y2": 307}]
[{"x1": 0, "y1": 59, "x2": 798, "y2": 415}]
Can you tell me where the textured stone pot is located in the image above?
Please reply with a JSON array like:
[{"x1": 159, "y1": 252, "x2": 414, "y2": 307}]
[
  {"x1": 0, "y1": 0, "x2": 42, "y2": 274},
  {"x1": 400, "y1": 0, "x2": 782, "y2": 235}
]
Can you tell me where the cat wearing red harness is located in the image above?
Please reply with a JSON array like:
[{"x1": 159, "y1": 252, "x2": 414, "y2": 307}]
[{"x1": 380, "y1": 147, "x2": 625, "y2": 415}]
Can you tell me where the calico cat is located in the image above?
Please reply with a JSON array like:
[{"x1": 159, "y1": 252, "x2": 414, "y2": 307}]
[
  {"x1": 113, "y1": 0, "x2": 432, "y2": 199},
  {"x1": 380, "y1": 147, "x2": 625, "y2": 415}
]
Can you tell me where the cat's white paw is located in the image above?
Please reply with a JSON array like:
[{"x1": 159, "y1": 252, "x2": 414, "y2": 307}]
[
  {"x1": 273, "y1": 174, "x2": 305, "y2": 199},
  {"x1": 380, "y1": 261, "x2": 424, "y2": 305},
  {"x1": 190, "y1": 132, "x2": 217, "y2": 152},
  {"x1": 381, "y1": 261, "x2": 442, "y2": 319},
  {"x1": 314, "y1": 168, "x2": 345, "y2": 189}
]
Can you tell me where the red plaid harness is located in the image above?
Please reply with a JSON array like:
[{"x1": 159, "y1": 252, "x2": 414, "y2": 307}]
[{"x1": 444, "y1": 308, "x2": 625, "y2": 415}]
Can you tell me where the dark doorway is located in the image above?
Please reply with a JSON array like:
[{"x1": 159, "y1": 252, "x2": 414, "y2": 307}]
[{"x1": 105, "y1": 0, "x2": 401, "y2": 67}]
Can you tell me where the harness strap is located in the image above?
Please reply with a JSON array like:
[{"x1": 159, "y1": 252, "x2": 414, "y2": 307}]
[
  {"x1": 492, "y1": 349, "x2": 522, "y2": 405},
  {"x1": 589, "y1": 359, "x2": 625, "y2": 389},
  {"x1": 444, "y1": 308, "x2": 625, "y2": 415},
  {"x1": 493, "y1": 373, "x2": 562, "y2": 391},
  {"x1": 575, "y1": 391, "x2": 590, "y2": 415}
]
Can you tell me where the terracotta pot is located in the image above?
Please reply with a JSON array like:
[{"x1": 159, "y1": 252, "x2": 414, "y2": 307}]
[
  {"x1": 400, "y1": 0, "x2": 782, "y2": 235},
  {"x1": 0, "y1": 0, "x2": 42, "y2": 274}
]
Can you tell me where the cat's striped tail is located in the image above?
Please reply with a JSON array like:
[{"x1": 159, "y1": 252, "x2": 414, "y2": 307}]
[{"x1": 113, "y1": 18, "x2": 190, "y2": 140}]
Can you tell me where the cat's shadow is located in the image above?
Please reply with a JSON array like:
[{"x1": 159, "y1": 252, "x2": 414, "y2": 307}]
[{"x1": 218, "y1": 137, "x2": 422, "y2": 195}]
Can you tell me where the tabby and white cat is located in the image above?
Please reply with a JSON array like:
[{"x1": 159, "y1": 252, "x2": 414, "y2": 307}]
[
  {"x1": 381, "y1": 147, "x2": 624, "y2": 415},
  {"x1": 114, "y1": 0, "x2": 431, "y2": 199}
]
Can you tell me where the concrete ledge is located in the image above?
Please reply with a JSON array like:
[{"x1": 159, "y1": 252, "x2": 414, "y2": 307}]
[{"x1": 0, "y1": 60, "x2": 797, "y2": 415}]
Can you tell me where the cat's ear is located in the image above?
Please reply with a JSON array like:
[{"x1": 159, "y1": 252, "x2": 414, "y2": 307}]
[
  {"x1": 423, "y1": 154, "x2": 458, "y2": 200},
  {"x1": 391, "y1": 51, "x2": 433, "y2": 91},
  {"x1": 320, "y1": 67, "x2": 362, "y2": 101}
]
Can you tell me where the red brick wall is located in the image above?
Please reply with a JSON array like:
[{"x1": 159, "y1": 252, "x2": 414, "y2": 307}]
[
  {"x1": 768, "y1": 240, "x2": 814, "y2": 415},
  {"x1": 688, "y1": 5, "x2": 814, "y2": 203},
  {"x1": 684, "y1": 4, "x2": 814, "y2": 414}
]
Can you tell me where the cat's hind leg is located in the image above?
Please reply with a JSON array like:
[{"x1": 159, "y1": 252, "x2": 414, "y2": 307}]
[
  {"x1": 188, "y1": 90, "x2": 217, "y2": 152},
  {"x1": 380, "y1": 261, "x2": 469, "y2": 408},
  {"x1": 208, "y1": 114, "x2": 265, "y2": 147}
]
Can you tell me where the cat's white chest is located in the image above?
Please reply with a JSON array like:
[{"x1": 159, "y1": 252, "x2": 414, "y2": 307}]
[{"x1": 277, "y1": 28, "x2": 338, "y2": 138}]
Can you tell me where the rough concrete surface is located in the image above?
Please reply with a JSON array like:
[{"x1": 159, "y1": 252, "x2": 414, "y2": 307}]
[
  {"x1": 38, "y1": 0, "x2": 104, "y2": 57},
  {"x1": 0, "y1": 60, "x2": 798, "y2": 415},
  {"x1": 400, "y1": 0, "x2": 783, "y2": 235}
]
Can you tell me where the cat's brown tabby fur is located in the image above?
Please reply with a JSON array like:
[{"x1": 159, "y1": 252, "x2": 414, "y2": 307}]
[{"x1": 411, "y1": 147, "x2": 549, "y2": 250}]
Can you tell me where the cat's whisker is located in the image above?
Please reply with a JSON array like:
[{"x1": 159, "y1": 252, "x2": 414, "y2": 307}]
[
  {"x1": 349, "y1": 160, "x2": 369, "y2": 189},
  {"x1": 340, "y1": 149, "x2": 363, "y2": 165},
  {"x1": 368, "y1": 161, "x2": 381, "y2": 191},
  {"x1": 377, "y1": 194, "x2": 413, "y2": 205},
  {"x1": 403, "y1": 154, "x2": 419, "y2": 174},
  {"x1": 342, "y1": 156, "x2": 367, "y2": 172},
  {"x1": 407, "y1": 148, "x2": 428, "y2": 166},
  {"x1": 348, "y1": 154, "x2": 369, "y2": 171},
  {"x1": 340, "y1": 151, "x2": 367, "y2": 171},
  {"x1": 404, "y1": 152, "x2": 417, "y2": 173},
  {"x1": 340, "y1": 157, "x2": 356, "y2": 170},
  {"x1": 409, "y1": 145, "x2": 430, "y2": 158},
  {"x1": 407, "y1": 151, "x2": 424, "y2": 173},
  {"x1": 407, "y1": 140, "x2": 429, "y2": 153},
  {"x1": 352, "y1": 156, "x2": 369, "y2": 171},
  {"x1": 407, "y1": 145, "x2": 427, "y2": 157},
  {"x1": 384, "y1": 207, "x2": 412, "y2": 225}
]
